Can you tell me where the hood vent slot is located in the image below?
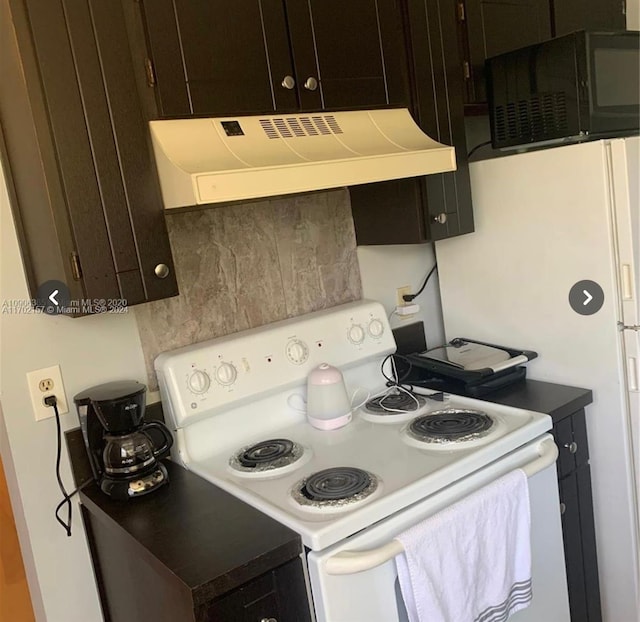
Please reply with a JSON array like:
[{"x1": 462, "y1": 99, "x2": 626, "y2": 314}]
[{"x1": 260, "y1": 114, "x2": 343, "y2": 139}]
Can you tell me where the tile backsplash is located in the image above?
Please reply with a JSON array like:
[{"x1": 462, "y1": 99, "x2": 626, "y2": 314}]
[{"x1": 134, "y1": 189, "x2": 362, "y2": 389}]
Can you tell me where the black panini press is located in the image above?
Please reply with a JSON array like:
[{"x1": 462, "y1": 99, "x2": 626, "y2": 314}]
[{"x1": 404, "y1": 338, "x2": 538, "y2": 397}]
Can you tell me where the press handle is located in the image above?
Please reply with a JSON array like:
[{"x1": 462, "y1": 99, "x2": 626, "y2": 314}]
[{"x1": 142, "y1": 421, "x2": 174, "y2": 459}]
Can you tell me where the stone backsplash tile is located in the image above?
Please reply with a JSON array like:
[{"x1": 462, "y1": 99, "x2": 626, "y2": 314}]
[{"x1": 134, "y1": 189, "x2": 362, "y2": 390}]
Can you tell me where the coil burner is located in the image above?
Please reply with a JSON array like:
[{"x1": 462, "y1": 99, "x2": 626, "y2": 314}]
[
  {"x1": 229, "y1": 439, "x2": 307, "y2": 476},
  {"x1": 408, "y1": 409, "x2": 495, "y2": 444},
  {"x1": 364, "y1": 391, "x2": 426, "y2": 414},
  {"x1": 292, "y1": 467, "x2": 379, "y2": 511}
]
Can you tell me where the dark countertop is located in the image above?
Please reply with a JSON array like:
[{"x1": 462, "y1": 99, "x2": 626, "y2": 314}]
[
  {"x1": 67, "y1": 427, "x2": 302, "y2": 606},
  {"x1": 407, "y1": 375, "x2": 592, "y2": 423},
  {"x1": 471, "y1": 378, "x2": 593, "y2": 422}
]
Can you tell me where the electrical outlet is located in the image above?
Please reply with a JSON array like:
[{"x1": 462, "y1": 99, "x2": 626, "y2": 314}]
[
  {"x1": 26, "y1": 365, "x2": 69, "y2": 421},
  {"x1": 396, "y1": 285, "x2": 412, "y2": 307},
  {"x1": 39, "y1": 378, "x2": 54, "y2": 392}
]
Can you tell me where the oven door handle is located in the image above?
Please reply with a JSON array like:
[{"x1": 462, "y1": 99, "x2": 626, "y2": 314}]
[{"x1": 324, "y1": 437, "x2": 558, "y2": 576}]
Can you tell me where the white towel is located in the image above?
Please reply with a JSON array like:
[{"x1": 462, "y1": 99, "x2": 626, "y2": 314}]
[{"x1": 395, "y1": 469, "x2": 532, "y2": 622}]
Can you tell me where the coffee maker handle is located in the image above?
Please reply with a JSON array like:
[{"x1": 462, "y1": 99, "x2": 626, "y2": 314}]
[{"x1": 142, "y1": 421, "x2": 174, "y2": 460}]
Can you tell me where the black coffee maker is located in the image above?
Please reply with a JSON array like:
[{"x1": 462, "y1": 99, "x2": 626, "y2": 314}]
[{"x1": 74, "y1": 381, "x2": 173, "y2": 500}]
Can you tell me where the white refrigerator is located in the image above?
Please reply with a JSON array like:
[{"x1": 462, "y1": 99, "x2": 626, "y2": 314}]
[{"x1": 435, "y1": 137, "x2": 639, "y2": 622}]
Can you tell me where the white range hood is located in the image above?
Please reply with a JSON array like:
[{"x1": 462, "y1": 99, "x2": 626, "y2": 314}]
[{"x1": 149, "y1": 108, "x2": 456, "y2": 209}]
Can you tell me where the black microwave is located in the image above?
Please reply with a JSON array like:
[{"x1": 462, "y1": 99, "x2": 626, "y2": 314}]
[{"x1": 486, "y1": 31, "x2": 639, "y2": 149}]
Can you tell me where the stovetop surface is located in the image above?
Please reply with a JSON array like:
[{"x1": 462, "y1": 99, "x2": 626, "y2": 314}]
[{"x1": 181, "y1": 391, "x2": 551, "y2": 550}]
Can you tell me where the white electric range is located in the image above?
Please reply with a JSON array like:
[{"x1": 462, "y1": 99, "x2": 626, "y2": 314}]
[{"x1": 155, "y1": 300, "x2": 570, "y2": 622}]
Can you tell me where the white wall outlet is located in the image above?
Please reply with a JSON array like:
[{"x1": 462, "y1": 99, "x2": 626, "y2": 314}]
[
  {"x1": 396, "y1": 285, "x2": 412, "y2": 307},
  {"x1": 26, "y1": 365, "x2": 69, "y2": 421}
]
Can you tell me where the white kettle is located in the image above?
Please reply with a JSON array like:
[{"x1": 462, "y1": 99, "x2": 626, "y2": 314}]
[{"x1": 306, "y1": 363, "x2": 352, "y2": 430}]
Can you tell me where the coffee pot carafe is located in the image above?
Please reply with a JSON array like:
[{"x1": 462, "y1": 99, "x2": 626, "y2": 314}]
[
  {"x1": 102, "y1": 422, "x2": 172, "y2": 479},
  {"x1": 74, "y1": 381, "x2": 173, "y2": 500}
]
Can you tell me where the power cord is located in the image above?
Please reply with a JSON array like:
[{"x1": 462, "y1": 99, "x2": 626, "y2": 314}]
[
  {"x1": 467, "y1": 140, "x2": 492, "y2": 158},
  {"x1": 44, "y1": 395, "x2": 86, "y2": 537},
  {"x1": 402, "y1": 264, "x2": 438, "y2": 303},
  {"x1": 381, "y1": 353, "x2": 446, "y2": 403}
]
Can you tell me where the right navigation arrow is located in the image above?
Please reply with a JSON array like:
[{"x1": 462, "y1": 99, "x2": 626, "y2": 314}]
[{"x1": 569, "y1": 280, "x2": 604, "y2": 316}]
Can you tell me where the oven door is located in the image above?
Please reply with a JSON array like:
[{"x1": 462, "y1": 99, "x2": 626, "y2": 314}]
[{"x1": 306, "y1": 434, "x2": 570, "y2": 622}]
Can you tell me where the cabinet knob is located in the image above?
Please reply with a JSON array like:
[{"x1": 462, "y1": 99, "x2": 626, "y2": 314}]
[
  {"x1": 281, "y1": 75, "x2": 296, "y2": 90},
  {"x1": 154, "y1": 263, "x2": 171, "y2": 279},
  {"x1": 433, "y1": 213, "x2": 448, "y2": 225},
  {"x1": 560, "y1": 502, "x2": 566, "y2": 515},
  {"x1": 563, "y1": 442, "x2": 578, "y2": 454},
  {"x1": 304, "y1": 76, "x2": 318, "y2": 91}
]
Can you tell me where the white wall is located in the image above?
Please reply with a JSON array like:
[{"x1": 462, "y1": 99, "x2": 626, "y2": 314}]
[
  {"x1": 628, "y1": 0, "x2": 640, "y2": 30},
  {"x1": 357, "y1": 244, "x2": 445, "y2": 349},
  {"x1": 0, "y1": 165, "x2": 148, "y2": 621}
]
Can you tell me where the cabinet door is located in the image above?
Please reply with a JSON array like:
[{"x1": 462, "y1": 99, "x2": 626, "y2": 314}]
[
  {"x1": 559, "y1": 465, "x2": 602, "y2": 622},
  {"x1": 465, "y1": 0, "x2": 551, "y2": 103},
  {"x1": 285, "y1": 0, "x2": 409, "y2": 111},
  {"x1": 350, "y1": 0, "x2": 474, "y2": 245},
  {"x1": 559, "y1": 472, "x2": 588, "y2": 622},
  {"x1": 554, "y1": 409, "x2": 590, "y2": 478},
  {"x1": 407, "y1": 0, "x2": 472, "y2": 240},
  {"x1": 202, "y1": 557, "x2": 311, "y2": 622},
  {"x1": 553, "y1": 0, "x2": 625, "y2": 37},
  {"x1": 1, "y1": 0, "x2": 178, "y2": 311},
  {"x1": 141, "y1": 0, "x2": 298, "y2": 117}
]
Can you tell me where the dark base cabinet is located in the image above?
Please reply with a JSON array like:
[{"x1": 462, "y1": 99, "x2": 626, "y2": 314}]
[
  {"x1": 555, "y1": 409, "x2": 602, "y2": 622},
  {"x1": 200, "y1": 558, "x2": 311, "y2": 622},
  {"x1": 82, "y1": 504, "x2": 311, "y2": 622},
  {"x1": 75, "y1": 457, "x2": 311, "y2": 622}
]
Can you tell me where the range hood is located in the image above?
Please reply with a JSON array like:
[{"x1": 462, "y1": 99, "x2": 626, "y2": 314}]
[{"x1": 149, "y1": 108, "x2": 456, "y2": 209}]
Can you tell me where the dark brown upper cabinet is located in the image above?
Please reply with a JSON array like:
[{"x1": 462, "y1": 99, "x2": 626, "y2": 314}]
[
  {"x1": 458, "y1": 0, "x2": 627, "y2": 107},
  {"x1": 350, "y1": 0, "x2": 474, "y2": 244},
  {"x1": 140, "y1": 0, "x2": 408, "y2": 118},
  {"x1": 464, "y1": 0, "x2": 552, "y2": 104},
  {"x1": 552, "y1": 0, "x2": 626, "y2": 37},
  {"x1": 0, "y1": 0, "x2": 178, "y2": 315}
]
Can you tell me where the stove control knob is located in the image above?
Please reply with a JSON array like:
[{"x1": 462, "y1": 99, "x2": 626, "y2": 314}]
[
  {"x1": 286, "y1": 339, "x2": 309, "y2": 365},
  {"x1": 187, "y1": 369, "x2": 211, "y2": 394},
  {"x1": 215, "y1": 362, "x2": 238, "y2": 386},
  {"x1": 368, "y1": 318, "x2": 385, "y2": 338},
  {"x1": 348, "y1": 324, "x2": 365, "y2": 345}
]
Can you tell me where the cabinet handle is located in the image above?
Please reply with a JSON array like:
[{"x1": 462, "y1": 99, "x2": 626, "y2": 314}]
[
  {"x1": 563, "y1": 442, "x2": 578, "y2": 454},
  {"x1": 260, "y1": 618, "x2": 277, "y2": 622},
  {"x1": 281, "y1": 75, "x2": 296, "y2": 90},
  {"x1": 304, "y1": 76, "x2": 318, "y2": 91},
  {"x1": 560, "y1": 502, "x2": 566, "y2": 515},
  {"x1": 154, "y1": 263, "x2": 171, "y2": 279},
  {"x1": 433, "y1": 213, "x2": 448, "y2": 225}
]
